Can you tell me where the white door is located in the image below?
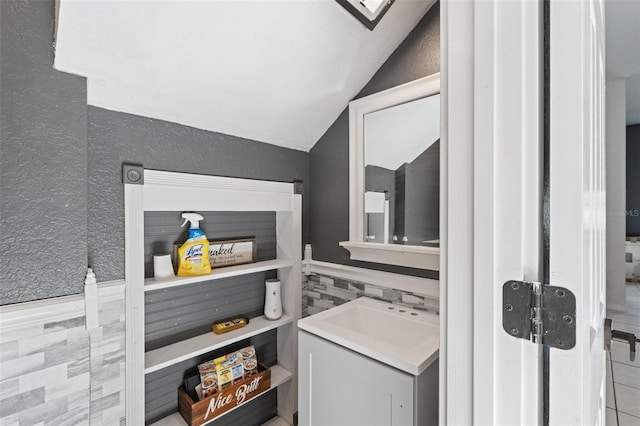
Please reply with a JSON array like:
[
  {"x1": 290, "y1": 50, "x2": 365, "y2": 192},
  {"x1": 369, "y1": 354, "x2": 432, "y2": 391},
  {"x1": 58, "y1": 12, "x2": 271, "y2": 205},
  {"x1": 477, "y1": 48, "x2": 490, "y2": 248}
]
[
  {"x1": 441, "y1": 0, "x2": 606, "y2": 424},
  {"x1": 548, "y1": 0, "x2": 607, "y2": 424},
  {"x1": 441, "y1": 0, "x2": 543, "y2": 424}
]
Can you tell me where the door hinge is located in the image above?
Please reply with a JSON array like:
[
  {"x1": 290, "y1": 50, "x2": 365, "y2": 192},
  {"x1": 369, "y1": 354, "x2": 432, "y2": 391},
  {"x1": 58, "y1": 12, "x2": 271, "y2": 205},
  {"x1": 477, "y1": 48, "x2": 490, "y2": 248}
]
[{"x1": 502, "y1": 280, "x2": 576, "y2": 350}]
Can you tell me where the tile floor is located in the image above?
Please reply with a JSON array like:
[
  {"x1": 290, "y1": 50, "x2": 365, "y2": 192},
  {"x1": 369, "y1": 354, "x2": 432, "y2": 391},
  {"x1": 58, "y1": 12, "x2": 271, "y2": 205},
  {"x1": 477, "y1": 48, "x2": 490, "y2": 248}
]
[{"x1": 606, "y1": 281, "x2": 640, "y2": 426}]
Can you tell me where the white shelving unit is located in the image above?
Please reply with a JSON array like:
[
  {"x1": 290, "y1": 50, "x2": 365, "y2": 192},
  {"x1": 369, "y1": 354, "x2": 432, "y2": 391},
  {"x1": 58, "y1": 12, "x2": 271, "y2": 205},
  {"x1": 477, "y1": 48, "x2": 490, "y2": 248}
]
[
  {"x1": 144, "y1": 258, "x2": 294, "y2": 292},
  {"x1": 124, "y1": 169, "x2": 301, "y2": 425}
]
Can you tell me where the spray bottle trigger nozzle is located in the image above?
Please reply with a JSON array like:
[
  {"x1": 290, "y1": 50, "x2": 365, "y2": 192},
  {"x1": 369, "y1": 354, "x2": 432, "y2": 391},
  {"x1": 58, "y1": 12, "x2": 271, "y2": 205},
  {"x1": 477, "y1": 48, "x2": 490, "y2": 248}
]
[{"x1": 181, "y1": 213, "x2": 203, "y2": 229}]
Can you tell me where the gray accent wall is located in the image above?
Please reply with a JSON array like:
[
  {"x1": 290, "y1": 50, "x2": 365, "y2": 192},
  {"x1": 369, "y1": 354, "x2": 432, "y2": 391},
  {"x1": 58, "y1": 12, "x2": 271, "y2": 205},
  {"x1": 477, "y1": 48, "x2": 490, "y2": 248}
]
[
  {"x1": 88, "y1": 106, "x2": 309, "y2": 282},
  {"x1": 0, "y1": 0, "x2": 88, "y2": 304},
  {"x1": 628, "y1": 124, "x2": 640, "y2": 236},
  {"x1": 309, "y1": 3, "x2": 440, "y2": 278}
]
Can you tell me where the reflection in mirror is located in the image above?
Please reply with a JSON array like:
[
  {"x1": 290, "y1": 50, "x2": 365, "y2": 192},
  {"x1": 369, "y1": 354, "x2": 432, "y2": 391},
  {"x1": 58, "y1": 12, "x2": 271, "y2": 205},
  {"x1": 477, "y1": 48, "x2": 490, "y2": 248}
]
[{"x1": 364, "y1": 94, "x2": 440, "y2": 247}]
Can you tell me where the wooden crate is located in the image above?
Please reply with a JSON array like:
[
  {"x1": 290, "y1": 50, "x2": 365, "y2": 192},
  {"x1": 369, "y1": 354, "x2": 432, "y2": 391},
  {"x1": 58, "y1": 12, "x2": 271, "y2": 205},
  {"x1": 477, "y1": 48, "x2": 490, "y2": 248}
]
[{"x1": 178, "y1": 363, "x2": 271, "y2": 426}]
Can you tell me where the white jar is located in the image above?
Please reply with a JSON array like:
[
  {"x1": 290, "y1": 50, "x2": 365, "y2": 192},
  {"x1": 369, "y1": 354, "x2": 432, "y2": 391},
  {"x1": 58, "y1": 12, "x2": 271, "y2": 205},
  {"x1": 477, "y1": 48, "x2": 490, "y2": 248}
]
[
  {"x1": 264, "y1": 278, "x2": 282, "y2": 320},
  {"x1": 153, "y1": 254, "x2": 175, "y2": 280}
]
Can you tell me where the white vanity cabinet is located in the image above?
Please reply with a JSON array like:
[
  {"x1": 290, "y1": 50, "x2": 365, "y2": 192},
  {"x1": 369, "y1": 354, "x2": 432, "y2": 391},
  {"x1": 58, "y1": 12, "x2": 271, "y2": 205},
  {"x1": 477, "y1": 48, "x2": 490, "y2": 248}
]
[{"x1": 298, "y1": 331, "x2": 438, "y2": 426}]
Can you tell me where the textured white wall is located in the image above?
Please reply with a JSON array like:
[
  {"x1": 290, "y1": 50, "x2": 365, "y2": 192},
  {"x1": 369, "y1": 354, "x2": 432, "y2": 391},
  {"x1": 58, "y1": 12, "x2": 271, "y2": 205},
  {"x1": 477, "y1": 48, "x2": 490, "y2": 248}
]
[{"x1": 606, "y1": 79, "x2": 627, "y2": 311}]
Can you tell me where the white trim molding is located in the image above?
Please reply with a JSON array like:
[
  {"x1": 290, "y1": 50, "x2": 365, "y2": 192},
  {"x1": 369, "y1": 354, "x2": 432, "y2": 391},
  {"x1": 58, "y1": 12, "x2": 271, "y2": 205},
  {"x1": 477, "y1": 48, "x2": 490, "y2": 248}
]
[
  {"x1": 144, "y1": 169, "x2": 293, "y2": 193},
  {"x1": 0, "y1": 294, "x2": 85, "y2": 333},
  {"x1": 307, "y1": 259, "x2": 439, "y2": 299},
  {"x1": 143, "y1": 170, "x2": 295, "y2": 212},
  {"x1": 87, "y1": 278, "x2": 126, "y2": 331},
  {"x1": 85, "y1": 268, "x2": 98, "y2": 330},
  {"x1": 125, "y1": 181, "x2": 146, "y2": 425},
  {"x1": 342, "y1": 73, "x2": 441, "y2": 270},
  {"x1": 0, "y1": 278, "x2": 126, "y2": 337}
]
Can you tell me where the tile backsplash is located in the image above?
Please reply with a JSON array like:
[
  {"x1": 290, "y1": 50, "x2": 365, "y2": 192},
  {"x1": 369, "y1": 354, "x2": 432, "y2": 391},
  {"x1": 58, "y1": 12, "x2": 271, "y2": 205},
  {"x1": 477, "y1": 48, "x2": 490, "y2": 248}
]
[
  {"x1": 89, "y1": 296, "x2": 126, "y2": 425},
  {"x1": 0, "y1": 287, "x2": 126, "y2": 426},
  {"x1": 302, "y1": 272, "x2": 439, "y2": 318},
  {"x1": 0, "y1": 316, "x2": 91, "y2": 425}
]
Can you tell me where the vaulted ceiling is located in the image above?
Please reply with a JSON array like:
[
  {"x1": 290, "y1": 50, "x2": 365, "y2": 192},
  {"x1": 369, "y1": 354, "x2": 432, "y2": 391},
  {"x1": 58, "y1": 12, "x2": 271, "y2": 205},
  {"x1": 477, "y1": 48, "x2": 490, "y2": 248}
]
[{"x1": 54, "y1": 0, "x2": 435, "y2": 152}]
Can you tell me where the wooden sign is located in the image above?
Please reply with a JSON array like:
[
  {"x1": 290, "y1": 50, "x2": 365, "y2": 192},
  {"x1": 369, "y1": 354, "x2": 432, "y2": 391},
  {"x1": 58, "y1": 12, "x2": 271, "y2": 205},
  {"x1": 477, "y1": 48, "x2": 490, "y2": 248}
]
[
  {"x1": 209, "y1": 238, "x2": 256, "y2": 268},
  {"x1": 174, "y1": 237, "x2": 256, "y2": 271},
  {"x1": 178, "y1": 363, "x2": 271, "y2": 426}
]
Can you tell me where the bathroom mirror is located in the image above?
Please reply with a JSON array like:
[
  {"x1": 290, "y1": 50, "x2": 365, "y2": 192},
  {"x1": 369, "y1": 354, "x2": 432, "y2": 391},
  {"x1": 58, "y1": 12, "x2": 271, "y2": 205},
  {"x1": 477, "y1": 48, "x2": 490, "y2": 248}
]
[{"x1": 340, "y1": 74, "x2": 440, "y2": 270}]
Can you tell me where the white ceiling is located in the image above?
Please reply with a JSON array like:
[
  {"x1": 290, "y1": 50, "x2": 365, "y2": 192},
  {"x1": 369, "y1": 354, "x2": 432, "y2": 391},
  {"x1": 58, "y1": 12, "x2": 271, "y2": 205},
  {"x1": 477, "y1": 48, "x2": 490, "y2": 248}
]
[
  {"x1": 605, "y1": 0, "x2": 640, "y2": 125},
  {"x1": 54, "y1": 0, "x2": 435, "y2": 152}
]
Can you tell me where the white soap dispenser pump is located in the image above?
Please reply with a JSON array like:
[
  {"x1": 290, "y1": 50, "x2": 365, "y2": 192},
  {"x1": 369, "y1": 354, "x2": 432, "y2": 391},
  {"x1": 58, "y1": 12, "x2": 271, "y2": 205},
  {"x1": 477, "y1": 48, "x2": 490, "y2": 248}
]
[{"x1": 264, "y1": 278, "x2": 282, "y2": 320}]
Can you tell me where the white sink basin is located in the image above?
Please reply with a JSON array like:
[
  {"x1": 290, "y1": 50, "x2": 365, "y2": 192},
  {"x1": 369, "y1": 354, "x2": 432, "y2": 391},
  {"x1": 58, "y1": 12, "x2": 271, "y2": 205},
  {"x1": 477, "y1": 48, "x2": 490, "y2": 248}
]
[{"x1": 297, "y1": 297, "x2": 439, "y2": 375}]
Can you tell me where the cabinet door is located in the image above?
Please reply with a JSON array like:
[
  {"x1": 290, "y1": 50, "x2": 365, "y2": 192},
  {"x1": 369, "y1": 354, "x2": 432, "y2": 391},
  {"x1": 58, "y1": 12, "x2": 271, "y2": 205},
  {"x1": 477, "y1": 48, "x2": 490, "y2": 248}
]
[{"x1": 299, "y1": 331, "x2": 414, "y2": 426}]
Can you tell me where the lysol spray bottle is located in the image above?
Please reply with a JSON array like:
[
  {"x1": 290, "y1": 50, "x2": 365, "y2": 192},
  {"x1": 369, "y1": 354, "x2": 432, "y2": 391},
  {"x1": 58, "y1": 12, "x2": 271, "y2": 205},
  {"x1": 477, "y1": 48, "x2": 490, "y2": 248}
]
[{"x1": 177, "y1": 213, "x2": 211, "y2": 276}]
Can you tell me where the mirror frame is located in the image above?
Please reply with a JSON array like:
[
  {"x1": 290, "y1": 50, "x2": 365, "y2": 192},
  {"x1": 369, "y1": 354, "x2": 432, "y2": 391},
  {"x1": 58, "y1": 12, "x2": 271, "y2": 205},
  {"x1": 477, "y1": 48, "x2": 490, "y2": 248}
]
[{"x1": 340, "y1": 73, "x2": 440, "y2": 270}]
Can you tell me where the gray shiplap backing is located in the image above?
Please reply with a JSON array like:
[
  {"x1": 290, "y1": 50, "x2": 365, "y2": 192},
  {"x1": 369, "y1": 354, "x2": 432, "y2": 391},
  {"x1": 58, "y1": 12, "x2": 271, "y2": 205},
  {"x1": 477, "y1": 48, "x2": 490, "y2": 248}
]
[
  {"x1": 143, "y1": 211, "x2": 279, "y2": 424},
  {"x1": 145, "y1": 272, "x2": 276, "y2": 350},
  {"x1": 144, "y1": 211, "x2": 276, "y2": 278}
]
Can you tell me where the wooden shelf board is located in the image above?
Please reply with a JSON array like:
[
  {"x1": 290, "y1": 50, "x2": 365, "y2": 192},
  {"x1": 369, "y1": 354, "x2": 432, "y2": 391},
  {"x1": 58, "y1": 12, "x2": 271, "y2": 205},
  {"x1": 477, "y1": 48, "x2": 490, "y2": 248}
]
[
  {"x1": 144, "y1": 259, "x2": 293, "y2": 292},
  {"x1": 145, "y1": 315, "x2": 293, "y2": 374},
  {"x1": 149, "y1": 364, "x2": 292, "y2": 426},
  {"x1": 269, "y1": 364, "x2": 293, "y2": 388}
]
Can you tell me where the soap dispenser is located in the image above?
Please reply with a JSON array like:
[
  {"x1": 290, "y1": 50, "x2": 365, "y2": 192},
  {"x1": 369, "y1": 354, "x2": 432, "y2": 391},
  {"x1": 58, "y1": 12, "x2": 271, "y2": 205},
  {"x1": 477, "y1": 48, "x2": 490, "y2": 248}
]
[{"x1": 264, "y1": 278, "x2": 282, "y2": 320}]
